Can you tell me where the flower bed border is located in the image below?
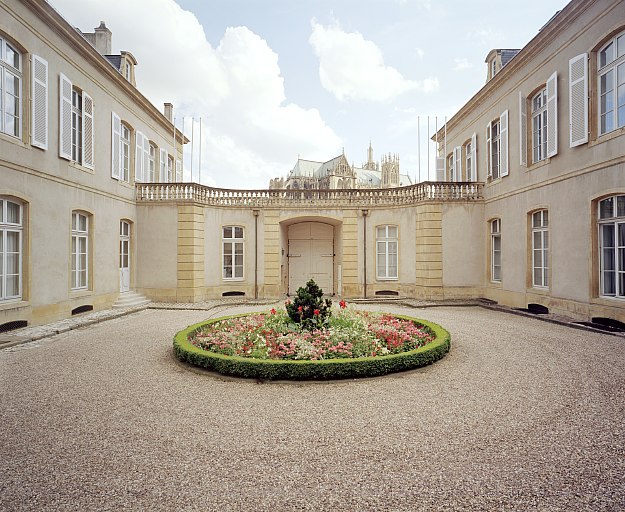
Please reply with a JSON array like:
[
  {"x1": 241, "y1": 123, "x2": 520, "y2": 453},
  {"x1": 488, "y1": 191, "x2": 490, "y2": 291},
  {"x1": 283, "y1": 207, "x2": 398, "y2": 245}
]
[{"x1": 173, "y1": 313, "x2": 451, "y2": 380}]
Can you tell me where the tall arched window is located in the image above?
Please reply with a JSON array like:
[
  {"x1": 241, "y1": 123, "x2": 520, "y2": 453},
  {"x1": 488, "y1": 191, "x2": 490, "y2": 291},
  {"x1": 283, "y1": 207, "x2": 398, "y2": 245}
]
[
  {"x1": 598, "y1": 195, "x2": 625, "y2": 298},
  {"x1": 1, "y1": 198, "x2": 23, "y2": 300}
]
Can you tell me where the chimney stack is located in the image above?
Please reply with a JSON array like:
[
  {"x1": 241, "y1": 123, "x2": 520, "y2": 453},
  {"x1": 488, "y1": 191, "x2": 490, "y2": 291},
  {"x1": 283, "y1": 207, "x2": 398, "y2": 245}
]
[
  {"x1": 93, "y1": 21, "x2": 112, "y2": 55},
  {"x1": 164, "y1": 103, "x2": 173, "y2": 122}
]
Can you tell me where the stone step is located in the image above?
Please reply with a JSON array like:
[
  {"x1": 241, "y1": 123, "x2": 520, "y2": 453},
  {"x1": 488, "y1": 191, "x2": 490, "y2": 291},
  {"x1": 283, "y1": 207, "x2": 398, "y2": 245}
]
[{"x1": 112, "y1": 291, "x2": 151, "y2": 309}]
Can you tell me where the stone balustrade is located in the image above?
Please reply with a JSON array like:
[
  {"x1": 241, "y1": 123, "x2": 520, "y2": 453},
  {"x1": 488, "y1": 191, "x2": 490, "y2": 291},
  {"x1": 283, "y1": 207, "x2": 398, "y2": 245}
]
[{"x1": 135, "y1": 181, "x2": 483, "y2": 208}]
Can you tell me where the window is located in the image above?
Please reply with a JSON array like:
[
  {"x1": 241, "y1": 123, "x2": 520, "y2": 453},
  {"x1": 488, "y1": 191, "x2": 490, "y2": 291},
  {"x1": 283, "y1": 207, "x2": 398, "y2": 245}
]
[
  {"x1": 121, "y1": 124, "x2": 130, "y2": 182},
  {"x1": 111, "y1": 112, "x2": 130, "y2": 181},
  {"x1": 376, "y1": 225, "x2": 398, "y2": 279},
  {"x1": 532, "y1": 89, "x2": 547, "y2": 163},
  {"x1": 60, "y1": 76, "x2": 94, "y2": 167},
  {"x1": 148, "y1": 143, "x2": 156, "y2": 182},
  {"x1": 168, "y1": 155, "x2": 174, "y2": 182},
  {"x1": 223, "y1": 226, "x2": 244, "y2": 279},
  {"x1": 465, "y1": 133, "x2": 477, "y2": 181},
  {"x1": 0, "y1": 37, "x2": 21, "y2": 138},
  {"x1": 491, "y1": 219, "x2": 501, "y2": 282},
  {"x1": 72, "y1": 90, "x2": 83, "y2": 163},
  {"x1": 531, "y1": 210, "x2": 549, "y2": 287},
  {"x1": 598, "y1": 31, "x2": 625, "y2": 135},
  {"x1": 447, "y1": 153, "x2": 455, "y2": 182},
  {"x1": 0, "y1": 198, "x2": 22, "y2": 300},
  {"x1": 487, "y1": 111, "x2": 508, "y2": 180},
  {"x1": 71, "y1": 212, "x2": 89, "y2": 290},
  {"x1": 598, "y1": 195, "x2": 625, "y2": 298}
]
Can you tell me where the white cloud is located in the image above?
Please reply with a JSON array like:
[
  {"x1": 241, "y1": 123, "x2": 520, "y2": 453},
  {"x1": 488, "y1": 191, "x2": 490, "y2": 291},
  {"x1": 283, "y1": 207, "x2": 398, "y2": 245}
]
[
  {"x1": 49, "y1": 0, "x2": 342, "y2": 188},
  {"x1": 453, "y1": 58, "x2": 472, "y2": 71},
  {"x1": 415, "y1": 47, "x2": 425, "y2": 60},
  {"x1": 309, "y1": 20, "x2": 436, "y2": 102}
]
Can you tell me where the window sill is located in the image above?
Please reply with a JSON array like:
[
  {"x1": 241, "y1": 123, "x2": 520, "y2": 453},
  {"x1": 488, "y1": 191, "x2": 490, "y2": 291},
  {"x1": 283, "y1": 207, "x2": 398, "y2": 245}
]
[
  {"x1": 376, "y1": 277, "x2": 398, "y2": 282},
  {"x1": 222, "y1": 278, "x2": 245, "y2": 282},
  {"x1": 69, "y1": 161, "x2": 95, "y2": 175},
  {"x1": 70, "y1": 289, "x2": 93, "y2": 298},
  {"x1": 488, "y1": 280, "x2": 503, "y2": 288},
  {"x1": 0, "y1": 131, "x2": 28, "y2": 148},
  {"x1": 0, "y1": 299, "x2": 30, "y2": 312},
  {"x1": 527, "y1": 286, "x2": 550, "y2": 295},
  {"x1": 526, "y1": 158, "x2": 550, "y2": 172},
  {"x1": 590, "y1": 126, "x2": 625, "y2": 147},
  {"x1": 592, "y1": 295, "x2": 625, "y2": 306}
]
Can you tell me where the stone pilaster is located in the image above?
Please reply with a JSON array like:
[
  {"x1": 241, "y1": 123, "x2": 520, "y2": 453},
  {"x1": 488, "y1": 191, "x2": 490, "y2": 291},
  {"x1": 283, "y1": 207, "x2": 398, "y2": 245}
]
[
  {"x1": 341, "y1": 210, "x2": 360, "y2": 297},
  {"x1": 176, "y1": 204, "x2": 204, "y2": 302},
  {"x1": 263, "y1": 210, "x2": 281, "y2": 297},
  {"x1": 415, "y1": 204, "x2": 443, "y2": 298}
]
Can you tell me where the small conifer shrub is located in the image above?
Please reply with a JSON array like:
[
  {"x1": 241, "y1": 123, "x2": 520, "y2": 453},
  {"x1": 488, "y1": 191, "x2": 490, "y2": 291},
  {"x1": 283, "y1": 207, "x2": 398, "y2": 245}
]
[{"x1": 285, "y1": 279, "x2": 332, "y2": 330}]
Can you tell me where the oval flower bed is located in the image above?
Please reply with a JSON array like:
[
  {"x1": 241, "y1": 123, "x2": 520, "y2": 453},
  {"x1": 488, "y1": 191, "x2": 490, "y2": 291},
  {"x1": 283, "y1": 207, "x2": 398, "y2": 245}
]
[{"x1": 173, "y1": 304, "x2": 451, "y2": 380}]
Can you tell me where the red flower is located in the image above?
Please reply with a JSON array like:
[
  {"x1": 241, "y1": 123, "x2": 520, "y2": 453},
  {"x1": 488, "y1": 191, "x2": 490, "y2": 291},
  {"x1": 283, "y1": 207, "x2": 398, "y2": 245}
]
[
  {"x1": 313, "y1": 309, "x2": 320, "y2": 316},
  {"x1": 270, "y1": 308, "x2": 276, "y2": 315},
  {"x1": 298, "y1": 306, "x2": 303, "y2": 312},
  {"x1": 339, "y1": 300, "x2": 347, "y2": 309}
]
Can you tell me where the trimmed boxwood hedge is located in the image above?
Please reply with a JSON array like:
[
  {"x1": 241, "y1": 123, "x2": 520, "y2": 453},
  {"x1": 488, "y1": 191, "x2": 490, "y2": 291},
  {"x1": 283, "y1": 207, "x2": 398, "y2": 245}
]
[{"x1": 173, "y1": 313, "x2": 451, "y2": 380}]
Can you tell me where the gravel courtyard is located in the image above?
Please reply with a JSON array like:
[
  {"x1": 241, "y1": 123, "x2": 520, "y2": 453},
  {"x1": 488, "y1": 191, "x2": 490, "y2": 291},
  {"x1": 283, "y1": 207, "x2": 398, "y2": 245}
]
[{"x1": 1, "y1": 305, "x2": 624, "y2": 511}]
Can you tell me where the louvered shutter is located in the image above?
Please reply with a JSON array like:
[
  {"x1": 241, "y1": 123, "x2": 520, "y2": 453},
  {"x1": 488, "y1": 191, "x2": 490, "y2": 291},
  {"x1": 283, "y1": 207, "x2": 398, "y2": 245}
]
[
  {"x1": 569, "y1": 53, "x2": 588, "y2": 147},
  {"x1": 519, "y1": 91, "x2": 527, "y2": 166},
  {"x1": 160, "y1": 148, "x2": 168, "y2": 182},
  {"x1": 500, "y1": 110, "x2": 509, "y2": 177},
  {"x1": 82, "y1": 92, "x2": 94, "y2": 169},
  {"x1": 176, "y1": 159, "x2": 183, "y2": 182},
  {"x1": 59, "y1": 73, "x2": 72, "y2": 160},
  {"x1": 31, "y1": 55, "x2": 48, "y2": 150},
  {"x1": 486, "y1": 122, "x2": 492, "y2": 179},
  {"x1": 135, "y1": 131, "x2": 144, "y2": 182},
  {"x1": 143, "y1": 136, "x2": 151, "y2": 182},
  {"x1": 111, "y1": 112, "x2": 121, "y2": 179},
  {"x1": 435, "y1": 157, "x2": 445, "y2": 181},
  {"x1": 453, "y1": 147, "x2": 461, "y2": 181},
  {"x1": 470, "y1": 133, "x2": 477, "y2": 181},
  {"x1": 546, "y1": 72, "x2": 558, "y2": 157}
]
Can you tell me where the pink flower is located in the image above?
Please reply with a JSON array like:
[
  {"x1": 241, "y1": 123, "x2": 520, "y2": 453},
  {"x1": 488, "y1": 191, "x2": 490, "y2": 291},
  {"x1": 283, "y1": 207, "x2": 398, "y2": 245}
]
[
  {"x1": 298, "y1": 306, "x2": 303, "y2": 312},
  {"x1": 313, "y1": 309, "x2": 320, "y2": 316}
]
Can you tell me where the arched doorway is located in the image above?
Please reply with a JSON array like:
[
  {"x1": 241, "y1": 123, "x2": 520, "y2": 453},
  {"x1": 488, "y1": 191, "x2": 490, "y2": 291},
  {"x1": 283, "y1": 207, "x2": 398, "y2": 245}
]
[{"x1": 287, "y1": 222, "x2": 334, "y2": 295}]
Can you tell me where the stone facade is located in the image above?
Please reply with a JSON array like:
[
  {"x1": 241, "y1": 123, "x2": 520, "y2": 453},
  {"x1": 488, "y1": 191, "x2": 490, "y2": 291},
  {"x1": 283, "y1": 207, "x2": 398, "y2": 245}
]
[{"x1": 1, "y1": 0, "x2": 624, "y2": 331}]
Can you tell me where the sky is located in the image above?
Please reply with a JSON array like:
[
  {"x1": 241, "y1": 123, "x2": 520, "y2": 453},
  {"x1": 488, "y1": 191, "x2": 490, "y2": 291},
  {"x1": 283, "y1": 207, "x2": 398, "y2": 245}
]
[{"x1": 50, "y1": 0, "x2": 569, "y2": 189}]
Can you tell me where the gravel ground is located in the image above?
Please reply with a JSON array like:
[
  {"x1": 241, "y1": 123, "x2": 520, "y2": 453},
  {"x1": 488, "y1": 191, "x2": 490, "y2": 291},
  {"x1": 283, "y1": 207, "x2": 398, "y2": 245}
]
[{"x1": 0, "y1": 304, "x2": 624, "y2": 511}]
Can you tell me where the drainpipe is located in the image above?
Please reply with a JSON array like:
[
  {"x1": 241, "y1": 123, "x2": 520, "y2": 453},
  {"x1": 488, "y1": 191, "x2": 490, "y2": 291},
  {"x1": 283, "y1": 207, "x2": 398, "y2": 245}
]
[
  {"x1": 362, "y1": 209, "x2": 369, "y2": 299},
  {"x1": 253, "y1": 209, "x2": 259, "y2": 299}
]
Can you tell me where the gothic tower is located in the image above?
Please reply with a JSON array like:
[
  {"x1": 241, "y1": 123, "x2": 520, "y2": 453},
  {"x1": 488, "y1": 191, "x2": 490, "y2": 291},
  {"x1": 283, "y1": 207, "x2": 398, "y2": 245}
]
[{"x1": 381, "y1": 153, "x2": 400, "y2": 187}]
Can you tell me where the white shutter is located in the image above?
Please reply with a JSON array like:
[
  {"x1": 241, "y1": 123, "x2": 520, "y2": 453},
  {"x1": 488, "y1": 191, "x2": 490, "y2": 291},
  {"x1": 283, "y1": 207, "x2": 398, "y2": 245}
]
[
  {"x1": 500, "y1": 109, "x2": 509, "y2": 177},
  {"x1": 569, "y1": 53, "x2": 588, "y2": 147},
  {"x1": 160, "y1": 148, "x2": 168, "y2": 182},
  {"x1": 31, "y1": 55, "x2": 48, "y2": 150},
  {"x1": 453, "y1": 146, "x2": 462, "y2": 181},
  {"x1": 519, "y1": 91, "x2": 527, "y2": 167},
  {"x1": 143, "y1": 136, "x2": 151, "y2": 182},
  {"x1": 486, "y1": 122, "x2": 492, "y2": 179},
  {"x1": 59, "y1": 73, "x2": 72, "y2": 160},
  {"x1": 82, "y1": 92, "x2": 94, "y2": 169},
  {"x1": 176, "y1": 159, "x2": 183, "y2": 182},
  {"x1": 546, "y1": 72, "x2": 558, "y2": 157},
  {"x1": 435, "y1": 157, "x2": 445, "y2": 181},
  {"x1": 135, "y1": 131, "x2": 144, "y2": 182},
  {"x1": 470, "y1": 132, "x2": 477, "y2": 182},
  {"x1": 111, "y1": 112, "x2": 121, "y2": 179}
]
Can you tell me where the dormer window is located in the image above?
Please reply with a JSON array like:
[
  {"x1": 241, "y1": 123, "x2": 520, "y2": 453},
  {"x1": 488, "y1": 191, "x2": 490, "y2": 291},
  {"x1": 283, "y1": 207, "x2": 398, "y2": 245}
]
[{"x1": 125, "y1": 62, "x2": 131, "y2": 81}]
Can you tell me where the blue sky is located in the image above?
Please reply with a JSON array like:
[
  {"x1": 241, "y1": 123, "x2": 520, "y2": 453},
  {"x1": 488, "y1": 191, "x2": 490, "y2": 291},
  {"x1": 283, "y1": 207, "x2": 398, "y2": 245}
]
[{"x1": 51, "y1": 0, "x2": 569, "y2": 188}]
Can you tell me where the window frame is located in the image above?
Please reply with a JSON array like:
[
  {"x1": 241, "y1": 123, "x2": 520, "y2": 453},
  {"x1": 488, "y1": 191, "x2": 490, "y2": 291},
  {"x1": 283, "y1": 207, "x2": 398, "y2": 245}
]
[
  {"x1": 598, "y1": 195, "x2": 625, "y2": 299},
  {"x1": 71, "y1": 211, "x2": 89, "y2": 291},
  {"x1": 489, "y1": 119, "x2": 501, "y2": 179},
  {"x1": 222, "y1": 226, "x2": 244, "y2": 280},
  {"x1": 531, "y1": 88, "x2": 548, "y2": 164},
  {"x1": 71, "y1": 88, "x2": 83, "y2": 164},
  {"x1": 490, "y1": 219, "x2": 502, "y2": 283},
  {"x1": 376, "y1": 224, "x2": 398, "y2": 280},
  {"x1": 597, "y1": 31, "x2": 625, "y2": 136},
  {"x1": 0, "y1": 36, "x2": 22, "y2": 139},
  {"x1": 0, "y1": 198, "x2": 23, "y2": 301},
  {"x1": 120, "y1": 123, "x2": 131, "y2": 182},
  {"x1": 531, "y1": 210, "x2": 549, "y2": 288}
]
